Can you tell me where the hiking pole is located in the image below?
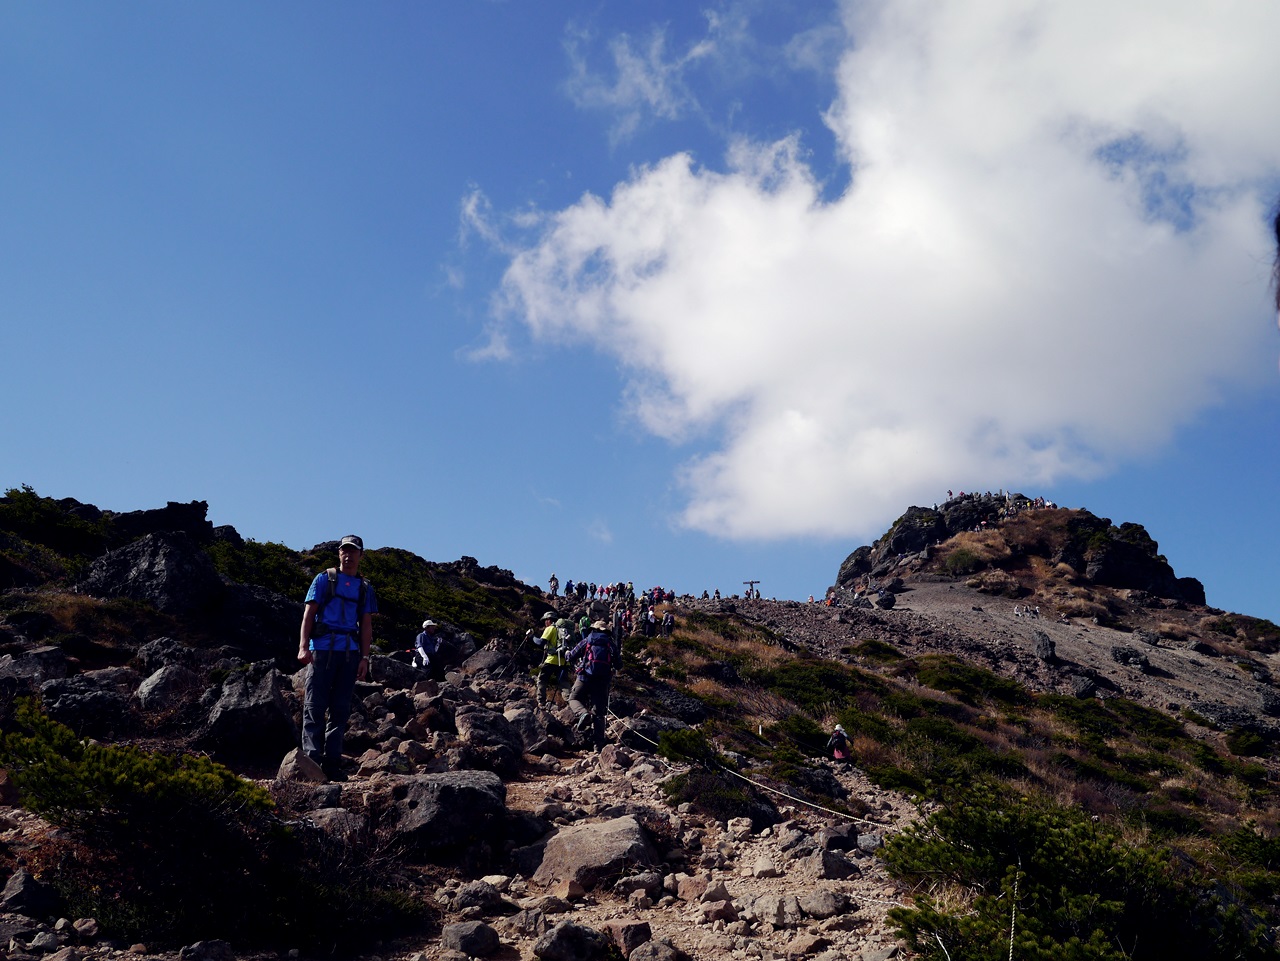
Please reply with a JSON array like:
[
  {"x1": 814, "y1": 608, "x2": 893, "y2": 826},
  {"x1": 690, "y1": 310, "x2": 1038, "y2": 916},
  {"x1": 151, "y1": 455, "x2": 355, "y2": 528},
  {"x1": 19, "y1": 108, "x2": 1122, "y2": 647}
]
[{"x1": 496, "y1": 631, "x2": 536, "y2": 680}]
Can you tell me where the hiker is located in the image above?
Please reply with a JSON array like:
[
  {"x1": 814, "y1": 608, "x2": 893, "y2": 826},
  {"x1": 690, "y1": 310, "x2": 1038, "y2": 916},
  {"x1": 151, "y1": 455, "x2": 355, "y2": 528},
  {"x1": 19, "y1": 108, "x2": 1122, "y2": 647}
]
[
  {"x1": 568, "y1": 619, "x2": 615, "y2": 750},
  {"x1": 662, "y1": 610, "x2": 674, "y2": 637},
  {"x1": 414, "y1": 619, "x2": 441, "y2": 676},
  {"x1": 298, "y1": 534, "x2": 377, "y2": 782},
  {"x1": 826, "y1": 723, "x2": 851, "y2": 763},
  {"x1": 533, "y1": 611, "x2": 567, "y2": 707},
  {"x1": 549, "y1": 573, "x2": 559, "y2": 597}
]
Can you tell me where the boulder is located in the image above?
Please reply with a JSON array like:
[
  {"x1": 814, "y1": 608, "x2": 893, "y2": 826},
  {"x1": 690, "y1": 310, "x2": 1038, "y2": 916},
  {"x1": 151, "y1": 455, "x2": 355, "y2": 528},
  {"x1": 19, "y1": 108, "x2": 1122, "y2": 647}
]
[
  {"x1": 532, "y1": 816, "x2": 659, "y2": 890},
  {"x1": 455, "y1": 706, "x2": 525, "y2": 777},
  {"x1": 137, "y1": 664, "x2": 202, "y2": 712},
  {"x1": 628, "y1": 940, "x2": 692, "y2": 961},
  {"x1": 135, "y1": 637, "x2": 200, "y2": 675},
  {"x1": 0, "y1": 868, "x2": 60, "y2": 917},
  {"x1": 196, "y1": 664, "x2": 297, "y2": 760},
  {"x1": 216, "y1": 583, "x2": 301, "y2": 663},
  {"x1": 39, "y1": 676, "x2": 130, "y2": 738},
  {"x1": 79, "y1": 531, "x2": 224, "y2": 616},
  {"x1": 1110, "y1": 646, "x2": 1151, "y2": 673},
  {"x1": 533, "y1": 921, "x2": 611, "y2": 961},
  {"x1": 370, "y1": 770, "x2": 506, "y2": 858},
  {"x1": 441, "y1": 921, "x2": 500, "y2": 957},
  {"x1": 504, "y1": 706, "x2": 550, "y2": 754},
  {"x1": 368, "y1": 655, "x2": 429, "y2": 691},
  {"x1": 459, "y1": 649, "x2": 511, "y2": 677},
  {"x1": 307, "y1": 808, "x2": 368, "y2": 840},
  {"x1": 742, "y1": 892, "x2": 804, "y2": 928},
  {"x1": 0, "y1": 646, "x2": 69, "y2": 688},
  {"x1": 1070, "y1": 675, "x2": 1097, "y2": 699},
  {"x1": 798, "y1": 889, "x2": 851, "y2": 920},
  {"x1": 601, "y1": 919, "x2": 652, "y2": 957},
  {"x1": 652, "y1": 686, "x2": 706, "y2": 724}
]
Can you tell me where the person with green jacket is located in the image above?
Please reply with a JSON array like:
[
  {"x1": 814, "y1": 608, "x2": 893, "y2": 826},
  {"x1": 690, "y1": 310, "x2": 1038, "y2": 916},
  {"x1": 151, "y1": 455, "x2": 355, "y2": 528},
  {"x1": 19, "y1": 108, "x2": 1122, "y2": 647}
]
[{"x1": 534, "y1": 611, "x2": 568, "y2": 706}]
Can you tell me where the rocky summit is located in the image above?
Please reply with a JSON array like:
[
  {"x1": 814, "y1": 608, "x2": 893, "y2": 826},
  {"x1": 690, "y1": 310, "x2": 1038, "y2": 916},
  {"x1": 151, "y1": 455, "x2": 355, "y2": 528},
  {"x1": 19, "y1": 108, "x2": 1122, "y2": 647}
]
[{"x1": 0, "y1": 487, "x2": 1279, "y2": 961}]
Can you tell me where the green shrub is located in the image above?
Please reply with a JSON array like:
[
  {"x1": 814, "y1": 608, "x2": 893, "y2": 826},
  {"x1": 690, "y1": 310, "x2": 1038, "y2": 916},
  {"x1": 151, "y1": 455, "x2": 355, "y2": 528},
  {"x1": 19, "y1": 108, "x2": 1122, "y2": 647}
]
[
  {"x1": 657, "y1": 727, "x2": 720, "y2": 766},
  {"x1": 204, "y1": 537, "x2": 312, "y2": 600},
  {"x1": 0, "y1": 486, "x2": 111, "y2": 565},
  {"x1": 659, "y1": 766, "x2": 766, "y2": 824},
  {"x1": 745, "y1": 658, "x2": 880, "y2": 713},
  {"x1": 849, "y1": 639, "x2": 904, "y2": 662},
  {"x1": 884, "y1": 784, "x2": 1275, "y2": 960},
  {"x1": 912, "y1": 655, "x2": 1029, "y2": 707},
  {"x1": 0, "y1": 700, "x2": 422, "y2": 952},
  {"x1": 1228, "y1": 728, "x2": 1271, "y2": 757},
  {"x1": 766, "y1": 712, "x2": 828, "y2": 757},
  {"x1": 943, "y1": 548, "x2": 984, "y2": 575}
]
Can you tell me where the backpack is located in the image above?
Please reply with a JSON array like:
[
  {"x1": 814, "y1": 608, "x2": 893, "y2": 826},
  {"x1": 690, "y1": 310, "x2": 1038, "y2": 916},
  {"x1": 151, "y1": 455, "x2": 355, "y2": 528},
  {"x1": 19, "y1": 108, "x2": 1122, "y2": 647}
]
[
  {"x1": 315, "y1": 568, "x2": 369, "y2": 634},
  {"x1": 584, "y1": 633, "x2": 612, "y2": 672}
]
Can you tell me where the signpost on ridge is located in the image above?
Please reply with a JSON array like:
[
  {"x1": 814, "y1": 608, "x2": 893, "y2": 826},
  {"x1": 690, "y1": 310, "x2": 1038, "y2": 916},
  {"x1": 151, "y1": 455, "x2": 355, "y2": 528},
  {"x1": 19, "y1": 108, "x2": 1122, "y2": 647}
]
[{"x1": 743, "y1": 579, "x2": 760, "y2": 599}]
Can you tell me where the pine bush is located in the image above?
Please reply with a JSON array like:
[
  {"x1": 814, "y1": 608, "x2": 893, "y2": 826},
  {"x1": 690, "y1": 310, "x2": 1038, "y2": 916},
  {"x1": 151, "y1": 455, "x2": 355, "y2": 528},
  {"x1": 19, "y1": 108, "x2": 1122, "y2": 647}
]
[
  {"x1": 0, "y1": 699, "x2": 422, "y2": 953},
  {"x1": 883, "y1": 784, "x2": 1277, "y2": 960}
]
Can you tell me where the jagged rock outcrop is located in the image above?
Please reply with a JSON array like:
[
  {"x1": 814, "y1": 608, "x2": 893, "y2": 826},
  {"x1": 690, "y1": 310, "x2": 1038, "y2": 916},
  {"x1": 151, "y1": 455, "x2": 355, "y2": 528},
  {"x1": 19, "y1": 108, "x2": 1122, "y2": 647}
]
[
  {"x1": 834, "y1": 499, "x2": 1205, "y2": 604},
  {"x1": 106, "y1": 500, "x2": 216, "y2": 545},
  {"x1": 79, "y1": 531, "x2": 224, "y2": 616},
  {"x1": 196, "y1": 662, "x2": 297, "y2": 759}
]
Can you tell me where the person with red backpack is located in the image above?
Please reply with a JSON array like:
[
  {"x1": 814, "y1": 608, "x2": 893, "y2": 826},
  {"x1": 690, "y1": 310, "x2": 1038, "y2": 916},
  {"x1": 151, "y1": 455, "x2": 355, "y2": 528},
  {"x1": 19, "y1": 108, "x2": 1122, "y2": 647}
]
[
  {"x1": 567, "y1": 619, "x2": 616, "y2": 750},
  {"x1": 297, "y1": 535, "x2": 378, "y2": 782}
]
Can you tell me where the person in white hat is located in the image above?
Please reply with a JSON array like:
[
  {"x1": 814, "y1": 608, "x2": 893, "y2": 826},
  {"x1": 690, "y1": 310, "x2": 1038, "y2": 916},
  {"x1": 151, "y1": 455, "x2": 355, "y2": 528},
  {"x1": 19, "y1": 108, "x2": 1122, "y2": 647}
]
[
  {"x1": 826, "y1": 723, "x2": 850, "y2": 763},
  {"x1": 414, "y1": 619, "x2": 441, "y2": 676}
]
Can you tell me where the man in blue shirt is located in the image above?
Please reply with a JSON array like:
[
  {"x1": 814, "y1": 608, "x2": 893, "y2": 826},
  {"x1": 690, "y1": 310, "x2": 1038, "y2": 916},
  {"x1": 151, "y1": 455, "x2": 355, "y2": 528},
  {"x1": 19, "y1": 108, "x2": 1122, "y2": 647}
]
[{"x1": 297, "y1": 534, "x2": 378, "y2": 782}]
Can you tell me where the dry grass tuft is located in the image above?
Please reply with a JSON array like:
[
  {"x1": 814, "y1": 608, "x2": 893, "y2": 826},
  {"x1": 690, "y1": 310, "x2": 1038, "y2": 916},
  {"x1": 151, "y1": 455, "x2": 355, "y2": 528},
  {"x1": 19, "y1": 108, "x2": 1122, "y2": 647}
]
[{"x1": 1156, "y1": 622, "x2": 1195, "y2": 641}]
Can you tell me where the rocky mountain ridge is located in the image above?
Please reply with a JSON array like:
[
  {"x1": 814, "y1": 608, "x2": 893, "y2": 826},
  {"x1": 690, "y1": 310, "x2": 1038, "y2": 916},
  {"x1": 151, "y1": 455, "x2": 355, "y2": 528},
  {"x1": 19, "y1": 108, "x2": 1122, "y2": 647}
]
[{"x1": 0, "y1": 488, "x2": 1278, "y2": 961}]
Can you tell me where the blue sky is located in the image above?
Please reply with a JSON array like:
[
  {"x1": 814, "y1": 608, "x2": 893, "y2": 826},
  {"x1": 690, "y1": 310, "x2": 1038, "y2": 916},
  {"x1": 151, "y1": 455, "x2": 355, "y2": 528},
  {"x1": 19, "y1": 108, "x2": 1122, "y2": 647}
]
[{"x1": 4, "y1": 2, "x2": 1279, "y2": 626}]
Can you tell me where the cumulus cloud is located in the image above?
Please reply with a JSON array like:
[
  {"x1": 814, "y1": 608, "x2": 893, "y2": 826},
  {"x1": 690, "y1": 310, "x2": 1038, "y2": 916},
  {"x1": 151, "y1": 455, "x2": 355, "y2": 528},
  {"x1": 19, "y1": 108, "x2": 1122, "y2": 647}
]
[{"x1": 498, "y1": 0, "x2": 1280, "y2": 540}]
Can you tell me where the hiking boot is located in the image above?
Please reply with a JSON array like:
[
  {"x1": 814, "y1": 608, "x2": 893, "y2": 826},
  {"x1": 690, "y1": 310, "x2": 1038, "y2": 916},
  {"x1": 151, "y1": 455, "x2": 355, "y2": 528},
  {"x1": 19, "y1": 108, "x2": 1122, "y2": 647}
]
[
  {"x1": 322, "y1": 761, "x2": 348, "y2": 783},
  {"x1": 574, "y1": 712, "x2": 592, "y2": 733}
]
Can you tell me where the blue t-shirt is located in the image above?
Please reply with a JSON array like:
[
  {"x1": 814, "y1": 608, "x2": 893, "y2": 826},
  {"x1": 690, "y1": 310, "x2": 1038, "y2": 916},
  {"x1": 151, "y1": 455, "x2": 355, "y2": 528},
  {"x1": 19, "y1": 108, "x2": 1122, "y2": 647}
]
[{"x1": 305, "y1": 571, "x2": 378, "y2": 651}]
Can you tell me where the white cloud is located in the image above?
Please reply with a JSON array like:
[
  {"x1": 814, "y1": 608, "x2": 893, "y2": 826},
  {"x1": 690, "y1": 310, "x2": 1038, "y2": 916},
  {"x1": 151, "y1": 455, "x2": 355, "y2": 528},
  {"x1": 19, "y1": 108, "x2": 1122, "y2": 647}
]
[
  {"x1": 498, "y1": 0, "x2": 1280, "y2": 540},
  {"x1": 563, "y1": 22, "x2": 715, "y2": 144}
]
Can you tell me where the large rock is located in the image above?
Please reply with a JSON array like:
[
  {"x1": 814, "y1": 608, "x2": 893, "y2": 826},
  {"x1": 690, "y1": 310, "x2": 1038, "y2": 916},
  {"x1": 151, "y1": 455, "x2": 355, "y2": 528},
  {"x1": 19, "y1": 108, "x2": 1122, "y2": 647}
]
[
  {"x1": 370, "y1": 771, "x2": 507, "y2": 858},
  {"x1": 216, "y1": 583, "x2": 301, "y2": 663},
  {"x1": 504, "y1": 706, "x2": 550, "y2": 754},
  {"x1": 107, "y1": 500, "x2": 215, "y2": 544},
  {"x1": 0, "y1": 646, "x2": 69, "y2": 688},
  {"x1": 196, "y1": 663, "x2": 297, "y2": 759},
  {"x1": 460, "y1": 649, "x2": 512, "y2": 677},
  {"x1": 368, "y1": 654, "x2": 429, "y2": 691},
  {"x1": 137, "y1": 664, "x2": 203, "y2": 712},
  {"x1": 442, "y1": 921, "x2": 500, "y2": 957},
  {"x1": 79, "y1": 531, "x2": 224, "y2": 616},
  {"x1": 39, "y1": 676, "x2": 130, "y2": 738},
  {"x1": 532, "y1": 816, "x2": 659, "y2": 890},
  {"x1": 455, "y1": 705, "x2": 525, "y2": 776},
  {"x1": 1, "y1": 868, "x2": 60, "y2": 916},
  {"x1": 533, "y1": 921, "x2": 611, "y2": 961}
]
